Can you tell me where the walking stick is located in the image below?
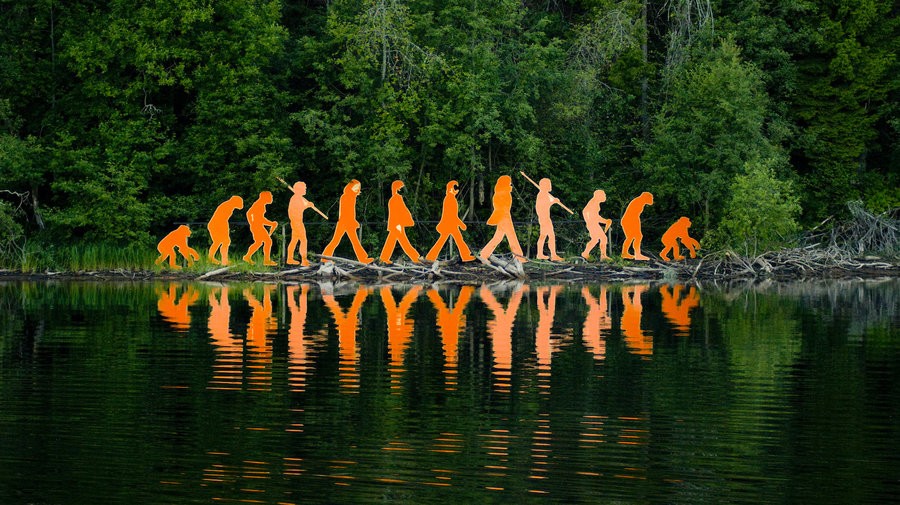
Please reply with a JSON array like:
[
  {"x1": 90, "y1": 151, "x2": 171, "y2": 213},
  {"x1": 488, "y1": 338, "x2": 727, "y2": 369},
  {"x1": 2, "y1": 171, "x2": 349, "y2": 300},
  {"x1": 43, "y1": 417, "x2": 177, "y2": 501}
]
[{"x1": 518, "y1": 171, "x2": 575, "y2": 215}]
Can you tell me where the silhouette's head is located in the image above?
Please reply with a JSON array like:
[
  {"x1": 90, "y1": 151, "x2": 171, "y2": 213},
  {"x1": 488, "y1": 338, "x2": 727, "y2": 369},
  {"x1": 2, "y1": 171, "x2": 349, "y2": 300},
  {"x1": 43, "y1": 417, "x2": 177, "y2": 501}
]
[
  {"x1": 344, "y1": 180, "x2": 361, "y2": 195},
  {"x1": 229, "y1": 195, "x2": 244, "y2": 208},
  {"x1": 178, "y1": 224, "x2": 191, "y2": 236},
  {"x1": 679, "y1": 216, "x2": 691, "y2": 228},
  {"x1": 446, "y1": 180, "x2": 459, "y2": 196},
  {"x1": 640, "y1": 191, "x2": 654, "y2": 205},
  {"x1": 292, "y1": 181, "x2": 307, "y2": 196},
  {"x1": 495, "y1": 175, "x2": 512, "y2": 192},
  {"x1": 594, "y1": 189, "x2": 606, "y2": 202},
  {"x1": 539, "y1": 178, "x2": 552, "y2": 191},
  {"x1": 260, "y1": 191, "x2": 273, "y2": 204},
  {"x1": 392, "y1": 180, "x2": 405, "y2": 195}
]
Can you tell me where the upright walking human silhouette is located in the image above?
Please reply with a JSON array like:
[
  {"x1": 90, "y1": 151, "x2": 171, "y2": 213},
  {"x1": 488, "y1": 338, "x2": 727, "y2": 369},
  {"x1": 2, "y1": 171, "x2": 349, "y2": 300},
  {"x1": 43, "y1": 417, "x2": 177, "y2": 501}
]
[
  {"x1": 321, "y1": 180, "x2": 373, "y2": 264},
  {"x1": 379, "y1": 180, "x2": 421, "y2": 264},
  {"x1": 207, "y1": 196, "x2": 244, "y2": 266},
  {"x1": 243, "y1": 191, "x2": 278, "y2": 266},
  {"x1": 425, "y1": 180, "x2": 474, "y2": 262},
  {"x1": 285, "y1": 181, "x2": 327, "y2": 266},
  {"x1": 581, "y1": 190, "x2": 613, "y2": 261},
  {"x1": 480, "y1": 175, "x2": 526, "y2": 263},
  {"x1": 533, "y1": 178, "x2": 565, "y2": 261},
  {"x1": 620, "y1": 191, "x2": 654, "y2": 261}
]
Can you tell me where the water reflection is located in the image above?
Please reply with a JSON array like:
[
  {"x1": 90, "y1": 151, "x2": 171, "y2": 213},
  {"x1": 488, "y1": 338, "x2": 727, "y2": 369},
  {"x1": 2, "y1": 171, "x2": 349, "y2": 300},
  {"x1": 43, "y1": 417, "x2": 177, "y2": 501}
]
[
  {"x1": 381, "y1": 285, "x2": 422, "y2": 390},
  {"x1": 322, "y1": 287, "x2": 368, "y2": 392},
  {"x1": 480, "y1": 284, "x2": 527, "y2": 392},
  {"x1": 244, "y1": 285, "x2": 276, "y2": 391},
  {"x1": 581, "y1": 286, "x2": 611, "y2": 361},
  {"x1": 427, "y1": 286, "x2": 473, "y2": 390},
  {"x1": 208, "y1": 286, "x2": 242, "y2": 391},
  {"x1": 621, "y1": 284, "x2": 652, "y2": 357},
  {"x1": 660, "y1": 284, "x2": 700, "y2": 336},
  {"x1": 157, "y1": 284, "x2": 198, "y2": 332}
]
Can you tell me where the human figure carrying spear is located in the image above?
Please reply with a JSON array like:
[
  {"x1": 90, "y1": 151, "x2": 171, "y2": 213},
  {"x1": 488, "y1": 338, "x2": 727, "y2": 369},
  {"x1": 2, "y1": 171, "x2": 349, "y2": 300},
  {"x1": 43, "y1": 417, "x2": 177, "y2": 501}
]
[
  {"x1": 277, "y1": 177, "x2": 328, "y2": 266},
  {"x1": 519, "y1": 171, "x2": 574, "y2": 262}
]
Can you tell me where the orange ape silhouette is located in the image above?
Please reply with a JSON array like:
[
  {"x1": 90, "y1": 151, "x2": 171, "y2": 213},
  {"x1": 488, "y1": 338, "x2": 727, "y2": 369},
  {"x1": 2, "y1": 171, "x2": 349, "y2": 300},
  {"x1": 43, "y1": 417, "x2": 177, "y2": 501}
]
[
  {"x1": 521, "y1": 174, "x2": 573, "y2": 261},
  {"x1": 535, "y1": 285, "x2": 562, "y2": 367},
  {"x1": 243, "y1": 191, "x2": 278, "y2": 266},
  {"x1": 381, "y1": 285, "x2": 422, "y2": 372},
  {"x1": 425, "y1": 180, "x2": 475, "y2": 262},
  {"x1": 156, "y1": 225, "x2": 200, "y2": 269},
  {"x1": 285, "y1": 181, "x2": 328, "y2": 266},
  {"x1": 480, "y1": 175, "x2": 526, "y2": 263},
  {"x1": 581, "y1": 286, "x2": 611, "y2": 361},
  {"x1": 660, "y1": 284, "x2": 699, "y2": 336},
  {"x1": 620, "y1": 191, "x2": 654, "y2": 261},
  {"x1": 379, "y1": 180, "x2": 422, "y2": 264},
  {"x1": 157, "y1": 283, "x2": 199, "y2": 332},
  {"x1": 621, "y1": 284, "x2": 652, "y2": 357},
  {"x1": 428, "y1": 286, "x2": 474, "y2": 388},
  {"x1": 479, "y1": 284, "x2": 528, "y2": 391},
  {"x1": 207, "y1": 196, "x2": 244, "y2": 265},
  {"x1": 581, "y1": 190, "x2": 613, "y2": 261},
  {"x1": 660, "y1": 216, "x2": 700, "y2": 261},
  {"x1": 321, "y1": 179, "x2": 374, "y2": 264}
]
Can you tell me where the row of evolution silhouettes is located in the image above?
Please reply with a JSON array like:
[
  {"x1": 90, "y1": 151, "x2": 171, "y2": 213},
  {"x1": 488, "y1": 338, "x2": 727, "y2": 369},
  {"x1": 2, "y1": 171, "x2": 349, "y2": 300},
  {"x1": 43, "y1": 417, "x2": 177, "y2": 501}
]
[{"x1": 156, "y1": 174, "x2": 701, "y2": 269}]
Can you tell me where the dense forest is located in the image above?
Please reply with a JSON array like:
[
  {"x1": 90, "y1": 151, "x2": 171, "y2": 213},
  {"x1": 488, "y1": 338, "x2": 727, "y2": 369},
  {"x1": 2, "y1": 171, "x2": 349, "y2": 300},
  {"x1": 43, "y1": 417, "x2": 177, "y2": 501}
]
[{"x1": 1, "y1": 0, "x2": 897, "y2": 263}]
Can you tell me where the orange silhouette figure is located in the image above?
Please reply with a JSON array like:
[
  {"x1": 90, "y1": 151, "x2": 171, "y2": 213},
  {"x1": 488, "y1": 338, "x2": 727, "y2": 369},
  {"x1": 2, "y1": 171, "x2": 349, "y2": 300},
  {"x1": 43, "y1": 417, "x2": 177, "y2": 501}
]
[
  {"x1": 207, "y1": 286, "x2": 243, "y2": 390},
  {"x1": 621, "y1": 192, "x2": 654, "y2": 260},
  {"x1": 621, "y1": 285, "x2": 652, "y2": 357},
  {"x1": 535, "y1": 285, "x2": 562, "y2": 366},
  {"x1": 156, "y1": 225, "x2": 200, "y2": 269},
  {"x1": 581, "y1": 190, "x2": 613, "y2": 260},
  {"x1": 243, "y1": 191, "x2": 278, "y2": 266},
  {"x1": 425, "y1": 180, "x2": 475, "y2": 262},
  {"x1": 286, "y1": 284, "x2": 311, "y2": 392},
  {"x1": 380, "y1": 180, "x2": 422, "y2": 264},
  {"x1": 322, "y1": 287, "x2": 369, "y2": 366},
  {"x1": 381, "y1": 285, "x2": 422, "y2": 370},
  {"x1": 207, "y1": 196, "x2": 244, "y2": 265},
  {"x1": 286, "y1": 182, "x2": 327, "y2": 266},
  {"x1": 480, "y1": 176, "x2": 526, "y2": 263},
  {"x1": 244, "y1": 285, "x2": 276, "y2": 390},
  {"x1": 428, "y1": 286, "x2": 474, "y2": 387},
  {"x1": 533, "y1": 178, "x2": 565, "y2": 261},
  {"x1": 660, "y1": 217, "x2": 700, "y2": 261},
  {"x1": 581, "y1": 286, "x2": 611, "y2": 361},
  {"x1": 479, "y1": 284, "x2": 527, "y2": 390},
  {"x1": 321, "y1": 180, "x2": 373, "y2": 264},
  {"x1": 157, "y1": 283, "x2": 199, "y2": 332},
  {"x1": 660, "y1": 285, "x2": 700, "y2": 336}
]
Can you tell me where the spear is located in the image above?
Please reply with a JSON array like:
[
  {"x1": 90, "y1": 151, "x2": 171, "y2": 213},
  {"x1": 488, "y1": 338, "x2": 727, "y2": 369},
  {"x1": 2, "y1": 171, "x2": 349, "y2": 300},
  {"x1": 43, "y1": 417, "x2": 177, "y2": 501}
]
[
  {"x1": 518, "y1": 171, "x2": 575, "y2": 215},
  {"x1": 276, "y1": 177, "x2": 329, "y2": 220}
]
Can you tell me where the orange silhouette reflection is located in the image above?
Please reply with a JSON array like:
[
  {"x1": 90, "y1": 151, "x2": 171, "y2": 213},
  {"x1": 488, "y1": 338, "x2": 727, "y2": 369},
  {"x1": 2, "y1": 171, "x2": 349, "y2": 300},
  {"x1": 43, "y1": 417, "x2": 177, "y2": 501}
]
[
  {"x1": 660, "y1": 284, "x2": 700, "y2": 336},
  {"x1": 286, "y1": 284, "x2": 313, "y2": 392},
  {"x1": 207, "y1": 286, "x2": 243, "y2": 390},
  {"x1": 621, "y1": 285, "x2": 652, "y2": 357},
  {"x1": 381, "y1": 285, "x2": 421, "y2": 368},
  {"x1": 535, "y1": 285, "x2": 562, "y2": 367},
  {"x1": 244, "y1": 285, "x2": 276, "y2": 390},
  {"x1": 480, "y1": 284, "x2": 527, "y2": 391},
  {"x1": 620, "y1": 192, "x2": 654, "y2": 261},
  {"x1": 322, "y1": 287, "x2": 369, "y2": 391},
  {"x1": 157, "y1": 284, "x2": 198, "y2": 332},
  {"x1": 428, "y1": 286, "x2": 474, "y2": 389},
  {"x1": 480, "y1": 176, "x2": 526, "y2": 263},
  {"x1": 582, "y1": 286, "x2": 611, "y2": 360}
]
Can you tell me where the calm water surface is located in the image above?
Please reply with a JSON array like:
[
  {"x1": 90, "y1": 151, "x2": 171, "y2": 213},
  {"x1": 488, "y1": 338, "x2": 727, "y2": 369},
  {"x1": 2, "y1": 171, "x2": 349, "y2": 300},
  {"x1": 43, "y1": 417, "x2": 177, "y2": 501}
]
[{"x1": 0, "y1": 279, "x2": 897, "y2": 504}]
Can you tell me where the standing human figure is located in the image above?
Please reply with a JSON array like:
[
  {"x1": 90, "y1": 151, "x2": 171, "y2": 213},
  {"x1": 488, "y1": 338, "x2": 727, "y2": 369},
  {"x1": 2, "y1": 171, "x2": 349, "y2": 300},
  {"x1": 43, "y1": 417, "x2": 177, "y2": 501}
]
[
  {"x1": 286, "y1": 181, "x2": 326, "y2": 266},
  {"x1": 379, "y1": 180, "x2": 421, "y2": 264},
  {"x1": 581, "y1": 190, "x2": 613, "y2": 260},
  {"x1": 243, "y1": 191, "x2": 278, "y2": 266},
  {"x1": 207, "y1": 195, "x2": 244, "y2": 265},
  {"x1": 620, "y1": 191, "x2": 654, "y2": 261},
  {"x1": 321, "y1": 180, "x2": 374, "y2": 264},
  {"x1": 480, "y1": 175, "x2": 526, "y2": 263},
  {"x1": 425, "y1": 180, "x2": 474, "y2": 262},
  {"x1": 533, "y1": 178, "x2": 564, "y2": 261}
]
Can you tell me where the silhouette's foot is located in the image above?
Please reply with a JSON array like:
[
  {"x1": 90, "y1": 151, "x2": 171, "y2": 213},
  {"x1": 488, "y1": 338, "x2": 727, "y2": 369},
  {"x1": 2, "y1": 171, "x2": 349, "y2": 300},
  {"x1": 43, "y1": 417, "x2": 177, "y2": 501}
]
[
  {"x1": 674, "y1": 255, "x2": 684, "y2": 261},
  {"x1": 301, "y1": 260, "x2": 310, "y2": 267},
  {"x1": 286, "y1": 258, "x2": 300, "y2": 265},
  {"x1": 460, "y1": 255, "x2": 476, "y2": 262},
  {"x1": 242, "y1": 255, "x2": 254, "y2": 264},
  {"x1": 209, "y1": 258, "x2": 221, "y2": 265},
  {"x1": 600, "y1": 255, "x2": 610, "y2": 261},
  {"x1": 634, "y1": 254, "x2": 650, "y2": 261},
  {"x1": 516, "y1": 256, "x2": 528, "y2": 263},
  {"x1": 360, "y1": 257, "x2": 375, "y2": 265},
  {"x1": 264, "y1": 261, "x2": 277, "y2": 267},
  {"x1": 581, "y1": 252, "x2": 591, "y2": 261},
  {"x1": 551, "y1": 255, "x2": 564, "y2": 262},
  {"x1": 621, "y1": 253, "x2": 635, "y2": 260},
  {"x1": 380, "y1": 257, "x2": 393, "y2": 265},
  {"x1": 412, "y1": 256, "x2": 422, "y2": 264},
  {"x1": 536, "y1": 254, "x2": 549, "y2": 260},
  {"x1": 478, "y1": 255, "x2": 491, "y2": 266}
]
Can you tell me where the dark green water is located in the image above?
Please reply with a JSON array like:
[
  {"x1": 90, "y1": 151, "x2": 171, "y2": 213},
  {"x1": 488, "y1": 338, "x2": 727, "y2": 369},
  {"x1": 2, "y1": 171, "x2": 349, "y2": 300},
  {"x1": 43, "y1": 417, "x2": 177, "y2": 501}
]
[{"x1": 0, "y1": 280, "x2": 897, "y2": 504}]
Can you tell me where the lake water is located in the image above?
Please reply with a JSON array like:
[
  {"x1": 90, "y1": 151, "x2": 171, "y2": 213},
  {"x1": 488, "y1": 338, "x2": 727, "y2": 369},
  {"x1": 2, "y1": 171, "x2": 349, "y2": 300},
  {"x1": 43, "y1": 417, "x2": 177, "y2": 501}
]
[{"x1": 0, "y1": 279, "x2": 897, "y2": 504}]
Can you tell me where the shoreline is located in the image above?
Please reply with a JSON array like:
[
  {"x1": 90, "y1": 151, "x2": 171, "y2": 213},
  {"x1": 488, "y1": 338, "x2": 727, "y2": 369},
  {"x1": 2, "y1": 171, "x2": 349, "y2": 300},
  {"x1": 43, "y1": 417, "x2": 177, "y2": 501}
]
[{"x1": 2, "y1": 249, "x2": 897, "y2": 284}]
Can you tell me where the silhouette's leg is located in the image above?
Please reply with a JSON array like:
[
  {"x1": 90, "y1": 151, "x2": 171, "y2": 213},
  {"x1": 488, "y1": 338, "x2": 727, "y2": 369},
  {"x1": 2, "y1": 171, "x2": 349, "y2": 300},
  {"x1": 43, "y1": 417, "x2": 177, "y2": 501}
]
[
  {"x1": 480, "y1": 229, "x2": 503, "y2": 260},
  {"x1": 451, "y1": 230, "x2": 474, "y2": 261},
  {"x1": 425, "y1": 234, "x2": 449, "y2": 261},
  {"x1": 398, "y1": 232, "x2": 421, "y2": 262},
  {"x1": 348, "y1": 229, "x2": 373, "y2": 263}
]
